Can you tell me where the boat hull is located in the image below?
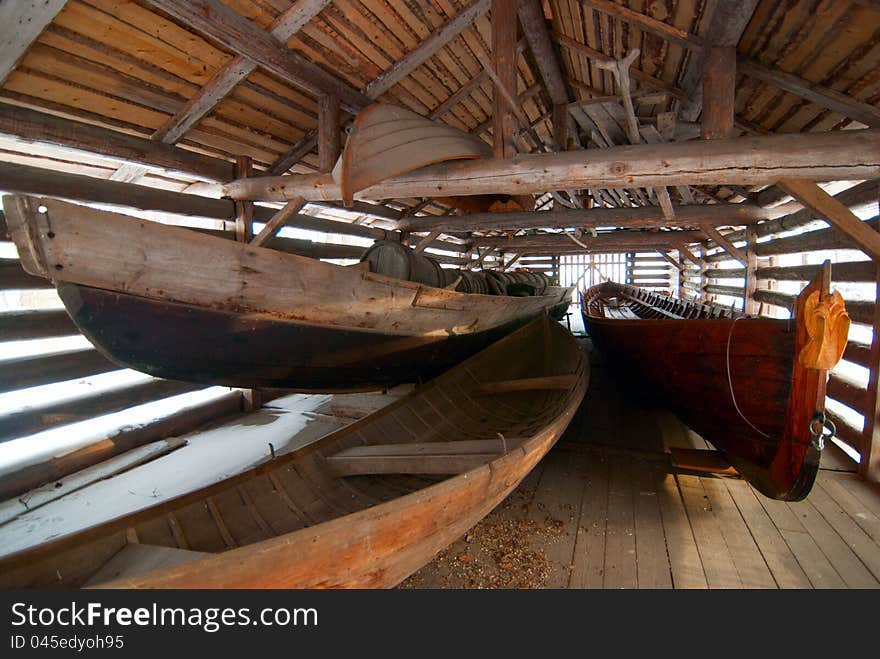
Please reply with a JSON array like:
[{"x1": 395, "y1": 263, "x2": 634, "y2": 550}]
[
  {"x1": 59, "y1": 283, "x2": 542, "y2": 392},
  {"x1": 0, "y1": 316, "x2": 589, "y2": 588},
  {"x1": 580, "y1": 278, "x2": 838, "y2": 501}
]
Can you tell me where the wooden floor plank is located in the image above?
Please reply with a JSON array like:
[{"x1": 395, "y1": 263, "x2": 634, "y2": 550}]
[
  {"x1": 677, "y1": 474, "x2": 742, "y2": 588},
  {"x1": 825, "y1": 472, "x2": 880, "y2": 520},
  {"x1": 816, "y1": 475, "x2": 880, "y2": 546},
  {"x1": 785, "y1": 500, "x2": 878, "y2": 588},
  {"x1": 602, "y1": 453, "x2": 638, "y2": 588},
  {"x1": 569, "y1": 449, "x2": 609, "y2": 589},
  {"x1": 654, "y1": 468, "x2": 708, "y2": 589},
  {"x1": 804, "y1": 484, "x2": 880, "y2": 582},
  {"x1": 723, "y1": 479, "x2": 811, "y2": 588},
  {"x1": 526, "y1": 450, "x2": 586, "y2": 588},
  {"x1": 631, "y1": 457, "x2": 673, "y2": 588},
  {"x1": 700, "y1": 477, "x2": 776, "y2": 588}
]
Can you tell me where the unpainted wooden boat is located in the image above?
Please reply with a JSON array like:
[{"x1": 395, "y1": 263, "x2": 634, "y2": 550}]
[
  {"x1": 4, "y1": 195, "x2": 572, "y2": 392},
  {"x1": 580, "y1": 264, "x2": 849, "y2": 501},
  {"x1": 336, "y1": 103, "x2": 491, "y2": 205},
  {"x1": 0, "y1": 316, "x2": 589, "y2": 588}
]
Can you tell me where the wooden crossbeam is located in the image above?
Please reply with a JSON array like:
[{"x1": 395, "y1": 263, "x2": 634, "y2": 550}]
[
  {"x1": 412, "y1": 230, "x2": 442, "y2": 255},
  {"x1": 250, "y1": 197, "x2": 307, "y2": 247},
  {"x1": 325, "y1": 439, "x2": 508, "y2": 477},
  {"x1": 224, "y1": 129, "x2": 880, "y2": 203},
  {"x1": 478, "y1": 374, "x2": 578, "y2": 393},
  {"x1": 144, "y1": 0, "x2": 371, "y2": 113},
  {"x1": 778, "y1": 179, "x2": 880, "y2": 262}
]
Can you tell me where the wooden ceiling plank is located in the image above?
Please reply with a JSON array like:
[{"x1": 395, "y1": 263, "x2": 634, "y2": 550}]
[
  {"x1": 364, "y1": 0, "x2": 490, "y2": 99},
  {"x1": 143, "y1": 0, "x2": 371, "y2": 113}
]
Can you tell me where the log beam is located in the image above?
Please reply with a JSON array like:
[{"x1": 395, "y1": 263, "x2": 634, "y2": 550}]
[
  {"x1": 518, "y1": 0, "x2": 569, "y2": 106},
  {"x1": 744, "y1": 225, "x2": 759, "y2": 314},
  {"x1": 223, "y1": 129, "x2": 880, "y2": 203},
  {"x1": 399, "y1": 202, "x2": 780, "y2": 233}
]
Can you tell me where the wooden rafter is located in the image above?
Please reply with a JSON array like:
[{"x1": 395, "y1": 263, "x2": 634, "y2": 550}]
[
  {"x1": 152, "y1": 0, "x2": 331, "y2": 144},
  {"x1": 778, "y1": 179, "x2": 880, "y2": 262},
  {"x1": 491, "y1": 0, "x2": 518, "y2": 159},
  {"x1": 700, "y1": 224, "x2": 747, "y2": 266},
  {"x1": 224, "y1": 129, "x2": 880, "y2": 202},
  {"x1": 365, "y1": 0, "x2": 490, "y2": 100},
  {"x1": 143, "y1": 0, "x2": 371, "y2": 113}
]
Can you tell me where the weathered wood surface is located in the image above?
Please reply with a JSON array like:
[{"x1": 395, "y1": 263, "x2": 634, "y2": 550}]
[
  {"x1": 223, "y1": 129, "x2": 880, "y2": 202},
  {"x1": 0, "y1": 0, "x2": 68, "y2": 85},
  {"x1": 0, "y1": 317, "x2": 588, "y2": 588}
]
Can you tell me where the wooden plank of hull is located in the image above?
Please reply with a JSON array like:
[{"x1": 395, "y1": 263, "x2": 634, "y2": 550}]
[
  {"x1": 56, "y1": 283, "x2": 543, "y2": 391},
  {"x1": 4, "y1": 196, "x2": 570, "y2": 341},
  {"x1": 581, "y1": 281, "x2": 828, "y2": 500},
  {"x1": 0, "y1": 317, "x2": 589, "y2": 588}
]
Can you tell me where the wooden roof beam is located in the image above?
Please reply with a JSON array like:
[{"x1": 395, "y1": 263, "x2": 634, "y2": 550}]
[
  {"x1": 699, "y1": 224, "x2": 747, "y2": 265},
  {"x1": 778, "y1": 179, "x2": 880, "y2": 262},
  {"x1": 224, "y1": 129, "x2": 880, "y2": 202},
  {"x1": 399, "y1": 202, "x2": 781, "y2": 233},
  {"x1": 0, "y1": 0, "x2": 68, "y2": 85},
  {"x1": 144, "y1": 0, "x2": 371, "y2": 113},
  {"x1": 473, "y1": 230, "x2": 702, "y2": 249},
  {"x1": 153, "y1": 1, "x2": 330, "y2": 144}
]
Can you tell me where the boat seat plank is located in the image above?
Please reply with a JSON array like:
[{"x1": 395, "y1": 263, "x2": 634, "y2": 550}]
[
  {"x1": 85, "y1": 544, "x2": 209, "y2": 587},
  {"x1": 477, "y1": 374, "x2": 578, "y2": 394}
]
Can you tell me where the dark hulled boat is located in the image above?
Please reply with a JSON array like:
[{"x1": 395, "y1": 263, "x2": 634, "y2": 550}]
[
  {"x1": 580, "y1": 265, "x2": 849, "y2": 500},
  {"x1": 4, "y1": 195, "x2": 572, "y2": 392}
]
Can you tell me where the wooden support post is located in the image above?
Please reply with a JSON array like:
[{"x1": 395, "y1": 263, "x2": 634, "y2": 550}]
[
  {"x1": 862, "y1": 208, "x2": 880, "y2": 480},
  {"x1": 492, "y1": 0, "x2": 518, "y2": 159},
  {"x1": 412, "y1": 230, "x2": 441, "y2": 255},
  {"x1": 744, "y1": 225, "x2": 759, "y2": 314},
  {"x1": 233, "y1": 156, "x2": 254, "y2": 242},
  {"x1": 553, "y1": 103, "x2": 570, "y2": 151},
  {"x1": 701, "y1": 47, "x2": 737, "y2": 140},
  {"x1": 699, "y1": 245, "x2": 708, "y2": 303},
  {"x1": 250, "y1": 197, "x2": 307, "y2": 247},
  {"x1": 318, "y1": 94, "x2": 340, "y2": 174}
]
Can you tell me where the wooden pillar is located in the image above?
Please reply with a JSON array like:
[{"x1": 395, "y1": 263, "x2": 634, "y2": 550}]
[
  {"x1": 861, "y1": 255, "x2": 880, "y2": 482},
  {"x1": 701, "y1": 46, "x2": 736, "y2": 140},
  {"x1": 552, "y1": 103, "x2": 570, "y2": 151},
  {"x1": 318, "y1": 94, "x2": 340, "y2": 174},
  {"x1": 677, "y1": 251, "x2": 685, "y2": 300},
  {"x1": 744, "y1": 225, "x2": 759, "y2": 314},
  {"x1": 234, "y1": 156, "x2": 253, "y2": 242},
  {"x1": 699, "y1": 245, "x2": 708, "y2": 303},
  {"x1": 492, "y1": 0, "x2": 517, "y2": 159}
]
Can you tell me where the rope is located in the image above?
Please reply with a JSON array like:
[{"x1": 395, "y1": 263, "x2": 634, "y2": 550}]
[{"x1": 725, "y1": 316, "x2": 771, "y2": 439}]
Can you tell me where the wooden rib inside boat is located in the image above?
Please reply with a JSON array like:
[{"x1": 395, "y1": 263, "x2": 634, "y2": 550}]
[
  {"x1": 3, "y1": 195, "x2": 572, "y2": 392},
  {"x1": 0, "y1": 316, "x2": 588, "y2": 589},
  {"x1": 580, "y1": 263, "x2": 850, "y2": 501}
]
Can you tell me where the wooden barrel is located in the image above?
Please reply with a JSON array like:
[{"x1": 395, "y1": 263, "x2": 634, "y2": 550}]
[{"x1": 360, "y1": 240, "x2": 445, "y2": 287}]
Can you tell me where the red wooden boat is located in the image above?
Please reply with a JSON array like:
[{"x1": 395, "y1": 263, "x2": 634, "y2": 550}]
[{"x1": 580, "y1": 264, "x2": 849, "y2": 500}]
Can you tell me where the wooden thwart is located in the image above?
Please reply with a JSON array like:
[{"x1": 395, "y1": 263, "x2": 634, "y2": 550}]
[
  {"x1": 325, "y1": 439, "x2": 512, "y2": 477},
  {"x1": 478, "y1": 374, "x2": 578, "y2": 394}
]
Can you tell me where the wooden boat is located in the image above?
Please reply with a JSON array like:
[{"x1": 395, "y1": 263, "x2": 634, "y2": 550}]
[
  {"x1": 336, "y1": 103, "x2": 534, "y2": 213},
  {"x1": 336, "y1": 103, "x2": 491, "y2": 205},
  {"x1": 0, "y1": 315, "x2": 589, "y2": 588},
  {"x1": 4, "y1": 195, "x2": 572, "y2": 392},
  {"x1": 580, "y1": 264, "x2": 849, "y2": 501}
]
